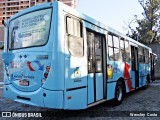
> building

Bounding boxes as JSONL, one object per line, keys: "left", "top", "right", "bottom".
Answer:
{"left": 0, "top": 0, "right": 77, "bottom": 41}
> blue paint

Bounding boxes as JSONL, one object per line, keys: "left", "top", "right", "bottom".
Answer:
{"left": 95, "top": 73, "right": 103, "bottom": 101}
{"left": 34, "top": 60, "right": 44, "bottom": 71}
{"left": 140, "top": 71, "right": 144, "bottom": 86}
{"left": 87, "top": 74, "right": 94, "bottom": 104}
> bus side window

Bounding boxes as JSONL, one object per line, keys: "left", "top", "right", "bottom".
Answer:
{"left": 144, "top": 49, "right": 149, "bottom": 64}
{"left": 87, "top": 32, "right": 94, "bottom": 73}
{"left": 113, "top": 36, "right": 121, "bottom": 61}
{"left": 138, "top": 46, "right": 145, "bottom": 63}
{"left": 120, "top": 38, "right": 125, "bottom": 61}
{"left": 66, "top": 16, "right": 84, "bottom": 57}
{"left": 125, "top": 40, "right": 130, "bottom": 62}
{"left": 108, "top": 35, "right": 114, "bottom": 61}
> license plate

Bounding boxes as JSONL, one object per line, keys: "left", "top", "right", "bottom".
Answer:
{"left": 19, "top": 80, "right": 29, "bottom": 86}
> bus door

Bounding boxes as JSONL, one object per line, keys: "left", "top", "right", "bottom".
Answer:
{"left": 87, "top": 30, "right": 107, "bottom": 104}
{"left": 151, "top": 53, "right": 155, "bottom": 81}
{"left": 131, "top": 46, "right": 139, "bottom": 88}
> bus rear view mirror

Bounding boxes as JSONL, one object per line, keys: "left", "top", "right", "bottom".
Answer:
{"left": 2, "top": 20, "right": 7, "bottom": 27}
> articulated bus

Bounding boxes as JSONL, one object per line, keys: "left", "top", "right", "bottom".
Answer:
{"left": 2, "top": 2, "right": 157, "bottom": 110}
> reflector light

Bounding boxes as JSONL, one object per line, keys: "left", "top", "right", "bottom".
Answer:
{"left": 42, "top": 79, "right": 46, "bottom": 84}
{"left": 68, "top": 96, "right": 72, "bottom": 100}
{"left": 46, "top": 66, "right": 51, "bottom": 72}
{"left": 44, "top": 73, "right": 48, "bottom": 78}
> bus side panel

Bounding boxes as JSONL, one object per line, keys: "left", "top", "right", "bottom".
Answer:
{"left": 43, "top": 4, "right": 65, "bottom": 91}
{"left": 87, "top": 73, "right": 94, "bottom": 104}
{"left": 95, "top": 73, "right": 103, "bottom": 101}
{"left": 43, "top": 90, "right": 63, "bottom": 109}
{"left": 131, "top": 72, "right": 135, "bottom": 88}
{"left": 107, "top": 82, "right": 116, "bottom": 100}
{"left": 139, "top": 64, "right": 146, "bottom": 87}
{"left": 64, "top": 88, "right": 87, "bottom": 110}
{"left": 4, "top": 84, "right": 44, "bottom": 107}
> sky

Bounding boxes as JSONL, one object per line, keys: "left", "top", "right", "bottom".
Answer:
{"left": 78, "top": 0, "right": 144, "bottom": 35}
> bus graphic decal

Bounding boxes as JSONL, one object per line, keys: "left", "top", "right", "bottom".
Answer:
{"left": 27, "top": 61, "right": 35, "bottom": 71}
{"left": 27, "top": 61, "right": 44, "bottom": 71}
{"left": 124, "top": 63, "right": 133, "bottom": 91}
{"left": 34, "top": 61, "right": 44, "bottom": 71}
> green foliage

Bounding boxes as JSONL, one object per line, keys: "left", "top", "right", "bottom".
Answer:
{"left": 127, "top": 0, "right": 160, "bottom": 44}
{"left": 137, "top": 0, "right": 160, "bottom": 44}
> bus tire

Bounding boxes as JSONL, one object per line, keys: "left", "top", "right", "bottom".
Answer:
{"left": 114, "top": 81, "right": 124, "bottom": 105}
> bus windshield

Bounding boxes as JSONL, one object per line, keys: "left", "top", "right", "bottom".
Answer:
{"left": 9, "top": 8, "right": 52, "bottom": 49}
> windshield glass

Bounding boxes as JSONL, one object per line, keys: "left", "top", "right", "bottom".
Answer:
{"left": 9, "top": 8, "right": 52, "bottom": 49}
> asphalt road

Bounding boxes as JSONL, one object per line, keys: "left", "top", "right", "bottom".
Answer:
{"left": 0, "top": 81, "right": 160, "bottom": 120}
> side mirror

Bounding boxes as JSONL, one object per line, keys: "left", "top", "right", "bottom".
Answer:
{"left": 2, "top": 20, "right": 7, "bottom": 27}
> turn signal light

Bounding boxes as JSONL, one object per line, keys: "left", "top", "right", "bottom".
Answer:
{"left": 44, "top": 73, "right": 48, "bottom": 78}
{"left": 42, "top": 79, "right": 46, "bottom": 84}
{"left": 68, "top": 96, "right": 72, "bottom": 100}
{"left": 46, "top": 66, "right": 51, "bottom": 72}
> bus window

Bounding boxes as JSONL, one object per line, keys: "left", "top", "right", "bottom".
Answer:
{"left": 95, "top": 35, "right": 102, "bottom": 72}
{"left": 144, "top": 49, "right": 149, "bottom": 64}
{"left": 120, "top": 39, "right": 125, "bottom": 61}
{"left": 9, "top": 8, "right": 52, "bottom": 49}
{"left": 108, "top": 35, "right": 113, "bottom": 46}
{"left": 138, "top": 46, "right": 145, "bottom": 63}
{"left": 114, "top": 48, "right": 121, "bottom": 61}
{"left": 113, "top": 36, "right": 121, "bottom": 61}
{"left": 87, "top": 32, "right": 94, "bottom": 73}
{"left": 113, "top": 36, "right": 119, "bottom": 48}
{"left": 108, "top": 47, "right": 114, "bottom": 61}
{"left": 66, "top": 16, "right": 83, "bottom": 57}
{"left": 120, "top": 39, "right": 124, "bottom": 49}
{"left": 125, "top": 40, "right": 130, "bottom": 62}
{"left": 108, "top": 35, "right": 114, "bottom": 61}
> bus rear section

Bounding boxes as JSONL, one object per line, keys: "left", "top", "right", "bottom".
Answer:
{"left": 3, "top": 3, "right": 65, "bottom": 109}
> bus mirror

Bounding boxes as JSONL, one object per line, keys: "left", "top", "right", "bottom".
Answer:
{"left": 2, "top": 20, "right": 7, "bottom": 27}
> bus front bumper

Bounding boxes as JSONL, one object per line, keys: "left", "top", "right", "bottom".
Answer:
{"left": 4, "top": 84, "right": 63, "bottom": 109}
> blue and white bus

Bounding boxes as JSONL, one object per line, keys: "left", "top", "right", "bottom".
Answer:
{"left": 2, "top": 2, "right": 157, "bottom": 110}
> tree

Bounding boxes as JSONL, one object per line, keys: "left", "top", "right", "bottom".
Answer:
{"left": 125, "top": 0, "right": 160, "bottom": 44}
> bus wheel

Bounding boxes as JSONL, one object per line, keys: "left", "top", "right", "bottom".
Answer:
{"left": 114, "top": 81, "right": 124, "bottom": 105}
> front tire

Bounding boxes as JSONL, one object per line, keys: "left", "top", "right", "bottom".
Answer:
{"left": 114, "top": 81, "right": 124, "bottom": 105}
